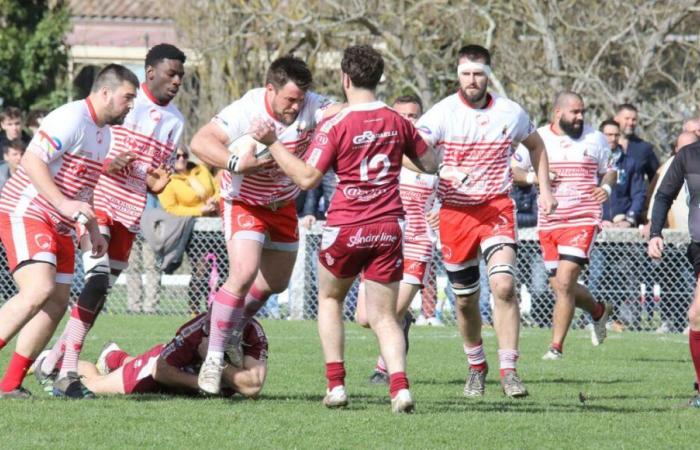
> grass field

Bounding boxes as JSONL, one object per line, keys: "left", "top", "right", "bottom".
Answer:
{"left": 0, "top": 316, "right": 697, "bottom": 449}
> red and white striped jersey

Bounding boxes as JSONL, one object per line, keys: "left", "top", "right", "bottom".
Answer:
{"left": 213, "top": 88, "right": 332, "bottom": 206}
{"left": 400, "top": 167, "right": 438, "bottom": 262}
{"left": 0, "top": 99, "right": 110, "bottom": 234}
{"left": 512, "top": 124, "right": 612, "bottom": 230}
{"left": 416, "top": 92, "right": 534, "bottom": 207}
{"left": 93, "top": 84, "right": 184, "bottom": 232}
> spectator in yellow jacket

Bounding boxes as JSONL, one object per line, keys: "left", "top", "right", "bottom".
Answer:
{"left": 159, "top": 149, "right": 219, "bottom": 216}
{"left": 158, "top": 148, "right": 220, "bottom": 314}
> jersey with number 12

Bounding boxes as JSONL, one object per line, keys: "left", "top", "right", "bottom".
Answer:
{"left": 306, "top": 101, "right": 428, "bottom": 227}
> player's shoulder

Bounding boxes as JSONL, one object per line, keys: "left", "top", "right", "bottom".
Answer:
{"left": 42, "top": 100, "right": 90, "bottom": 132}
{"left": 427, "top": 92, "right": 462, "bottom": 115}
{"left": 491, "top": 93, "right": 527, "bottom": 117}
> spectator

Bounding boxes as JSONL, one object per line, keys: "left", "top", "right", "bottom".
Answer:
{"left": 614, "top": 103, "right": 659, "bottom": 186}
{"left": 0, "top": 107, "right": 30, "bottom": 159}
{"left": 158, "top": 148, "right": 220, "bottom": 314}
{"left": 26, "top": 109, "right": 48, "bottom": 136}
{"left": 0, "top": 139, "right": 25, "bottom": 191}
{"left": 602, "top": 118, "right": 647, "bottom": 228}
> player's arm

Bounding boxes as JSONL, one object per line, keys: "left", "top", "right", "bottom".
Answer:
{"left": 221, "top": 357, "right": 267, "bottom": 399}
{"left": 522, "top": 131, "right": 557, "bottom": 214}
{"left": 648, "top": 154, "right": 686, "bottom": 259}
{"left": 190, "top": 122, "right": 269, "bottom": 175}
{"left": 252, "top": 119, "right": 324, "bottom": 190}
{"left": 152, "top": 357, "right": 199, "bottom": 391}
{"left": 22, "top": 151, "right": 95, "bottom": 222}
{"left": 591, "top": 170, "right": 617, "bottom": 204}
{"left": 511, "top": 165, "right": 531, "bottom": 186}
{"left": 405, "top": 126, "right": 438, "bottom": 174}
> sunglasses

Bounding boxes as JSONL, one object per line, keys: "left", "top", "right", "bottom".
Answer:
{"left": 176, "top": 153, "right": 189, "bottom": 159}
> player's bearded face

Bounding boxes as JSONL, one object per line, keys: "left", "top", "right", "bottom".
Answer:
{"left": 105, "top": 83, "right": 136, "bottom": 125}
{"left": 559, "top": 113, "right": 584, "bottom": 139}
{"left": 269, "top": 82, "right": 306, "bottom": 125}
{"left": 459, "top": 71, "right": 488, "bottom": 105}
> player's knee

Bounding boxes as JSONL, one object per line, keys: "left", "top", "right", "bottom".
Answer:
{"left": 688, "top": 305, "right": 700, "bottom": 326}
{"left": 19, "top": 283, "right": 55, "bottom": 313}
{"left": 447, "top": 265, "right": 480, "bottom": 298}
{"left": 488, "top": 264, "right": 516, "bottom": 300}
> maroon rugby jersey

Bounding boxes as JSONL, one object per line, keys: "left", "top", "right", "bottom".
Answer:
{"left": 306, "top": 101, "right": 427, "bottom": 227}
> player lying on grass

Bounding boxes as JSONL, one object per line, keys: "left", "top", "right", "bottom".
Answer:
{"left": 74, "top": 313, "right": 267, "bottom": 397}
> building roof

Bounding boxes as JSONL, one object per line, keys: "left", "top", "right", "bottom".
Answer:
{"left": 68, "top": 0, "right": 172, "bottom": 20}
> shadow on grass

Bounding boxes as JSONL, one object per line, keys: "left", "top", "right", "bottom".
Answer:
{"left": 419, "top": 398, "right": 674, "bottom": 414}
{"left": 630, "top": 357, "right": 688, "bottom": 363}
{"left": 525, "top": 377, "right": 642, "bottom": 385}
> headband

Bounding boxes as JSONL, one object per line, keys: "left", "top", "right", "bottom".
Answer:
{"left": 457, "top": 61, "right": 492, "bottom": 77}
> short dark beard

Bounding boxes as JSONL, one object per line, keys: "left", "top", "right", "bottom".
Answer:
{"left": 559, "top": 118, "right": 583, "bottom": 139}
{"left": 460, "top": 86, "right": 487, "bottom": 106}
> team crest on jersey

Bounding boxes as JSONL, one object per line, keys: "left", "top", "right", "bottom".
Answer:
{"left": 149, "top": 108, "right": 162, "bottom": 122}
{"left": 441, "top": 245, "right": 452, "bottom": 260}
{"left": 476, "top": 114, "right": 489, "bottom": 127}
{"left": 324, "top": 252, "right": 335, "bottom": 266}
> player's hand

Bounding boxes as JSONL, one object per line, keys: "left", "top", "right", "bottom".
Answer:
{"left": 648, "top": 236, "right": 664, "bottom": 260}
{"left": 539, "top": 191, "right": 558, "bottom": 215}
{"left": 425, "top": 210, "right": 440, "bottom": 231}
{"left": 235, "top": 150, "right": 276, "bottom": 175}
{"left": 590, "top": 187, "right": 609, "bottom": 204}
{"left": 601, "top": 220, "right": 614, "bottom": 229}
{"left": 249, "top": 117, "right": 278, "bottom": 146}
{"left": 106, "top": 151, "right": 138, "bottom": 173}
{"left": 300, "top": 215, "right": 316, "bottom": 230}
{"left": 146, "top": 164, "right": 172, "bottom": 193}
{"left": 614, "top": 220, "right": 632, "bottom": 228}
{"left": 57, "top": 199, "right": 95, "bottom": 223}
{"left": 89, "top": 230, "right": 108, "bottom": 258}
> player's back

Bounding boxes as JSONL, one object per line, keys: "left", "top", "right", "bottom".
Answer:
{"left": 310, "top": 101, "right": 425, "bottom": 227}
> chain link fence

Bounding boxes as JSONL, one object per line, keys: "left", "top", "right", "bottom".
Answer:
{"left": 0, "top": 219, "right": 694, "bottom": 333}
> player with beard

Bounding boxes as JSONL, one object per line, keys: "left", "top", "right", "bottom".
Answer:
{"left": 512, "top": 91, "right": 615, "bottom": 360}
{"left": 0, "top": 64, "right": 138, "bottom": 398}
{"left": 34, "top": 44, "right": 187, "bottom": 398}
{"left": 251, "top": 45, "right": 438, "bottom": 413}
{"left": 190, "top": 56, "right": 337, "bottom": 395}
{"left": 416, "top": 44, "right": 557, "bottom": 398}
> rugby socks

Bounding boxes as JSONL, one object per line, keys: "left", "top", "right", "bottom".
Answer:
{"left": 59, "top": 306, "right": 96, "bottom": 378}
{"left": 464, "top": 340, "right": 487, "bottom": 372}
{"left": 243, "top": 284, "right": 269, "bottom": 322}
{"left": 0, "top": 352, "right": 33, "bottom": 392}
{"left": 550, "top": 342, "right": 563, "bottom": 353}
{"left": 325, "top": 361, "right": 346, "bottom": 390}
{"left": 41, "top": 330, "right": 67, "bottom": 375}
{"left": 0, "top": 338, "right": 5, "bottom": 351}
{"left": 105, "top": 349, "right": 129, "bottom": 371}
{"left": 208, "top": 287, "right": 244, "bottom": 360}
{"left": 591, "top": 302, "right": 605, "bottom": 321}
{"left": 375, "top": 356, "right": 388, "bottom": 375}
{"left": 689, "top": 329, "right": 700, "bottom": 391}
{"left": 498, "top": 349, "right": 519, "bottom": 378}
{"left": 389, "top": 372, "right": 409, "bottom": 399}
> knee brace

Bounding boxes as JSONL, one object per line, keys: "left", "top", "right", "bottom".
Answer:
{"left": 488, "top": 263, "right": 515, "bottom": 279}
{"left": 483, "top": 243, "right": 517, "bottom": 264}
{"left": 81, "top": 252, "right": 111, "bottom": 309}
{"left": 446, "top": 265, "right": 480, "bottom": 296}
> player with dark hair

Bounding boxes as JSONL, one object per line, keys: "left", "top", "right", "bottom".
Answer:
{"left": 416, "top": 44, "right": 556, "bottom": 398}
{"left": 76, "top": 314, "right": 268, "bottom": 399}
{"left": 190, "top": 55, "right": 339, "bottom": 396}
{"left": 512, "top": 91, "right": 615, "bottom": 360}
{"left": 0, "top": 63, "right": 138, "bottom": 399}
{"left": 35, "top": 44, "right": 186, "bottom": 398}
{"left": 356, "top": 94, "right": 439, "bottom": 384}
{"left": 251, "top": 44, "right": 438, "bottom": 413}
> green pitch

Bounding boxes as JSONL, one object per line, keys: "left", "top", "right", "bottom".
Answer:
{"left": 0, "top": 316, "right": 696, "bottom": 449}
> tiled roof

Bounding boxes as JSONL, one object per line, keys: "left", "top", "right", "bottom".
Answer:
{"left": 68, "top": 0, "right": 172, "bottom": 20}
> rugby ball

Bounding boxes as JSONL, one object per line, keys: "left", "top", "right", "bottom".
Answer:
{"left": 228, "top": 134, "right": 271, "bottom": 159}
